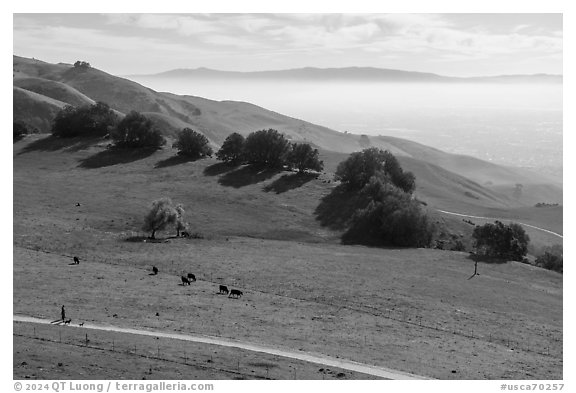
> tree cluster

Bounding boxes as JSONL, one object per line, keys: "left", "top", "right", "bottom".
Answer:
{"left": 215, "top": 129, "right": 324, "bottom": 173}
{"left": 51, "top": 102, "right": 119, "bottom": 138}
{"left": 51, "top": 103, "right": 167, "bottom": 149}
{"left": 74, "top": 61, "right": 91, "bottom": 68}
{"left": 472, "top": 221, "right": 529, "bottom": 261}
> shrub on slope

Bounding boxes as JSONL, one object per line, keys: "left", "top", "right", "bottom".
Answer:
{"left": 174, "top": 128, "right": 213, "bottom": 158}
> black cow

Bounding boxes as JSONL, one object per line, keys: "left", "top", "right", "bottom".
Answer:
{"left": 187, "top": 273, "right": 196, "bottom": 282}
{"left": 219, "top": 285, "right": 229, "bottom": 295}
{"left": 229, "top": 289, "right": 243, "bottom": 298}
{"left": 73, "top": 256, "right": 80, "bottom": 264}
{"left": 181, "top": 276, "right": 191, "bottom": 285}
{"left": 152, "top": 266, "right": 158, "bottom": 275}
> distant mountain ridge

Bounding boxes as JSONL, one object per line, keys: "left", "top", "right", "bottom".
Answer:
{"left": 128, "top": 66, "right": 562, "bottom": 84}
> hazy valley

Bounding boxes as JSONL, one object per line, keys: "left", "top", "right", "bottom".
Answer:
{"left": 128, "top": 72, "right": 562, "bottom": 182}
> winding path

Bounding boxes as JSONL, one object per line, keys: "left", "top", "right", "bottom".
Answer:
{"left": 13, "top": 315, "right": 428, "bottom": 380}
{"left": 436, "top": 209, "right": 563, "bottom": 239}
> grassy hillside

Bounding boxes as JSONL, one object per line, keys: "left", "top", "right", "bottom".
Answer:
{"left": 13, "top": 135, "right": 563, "bottom": 379}
{"left": 13, "top": 55, "right": 561, "bottom": 210}
{"left": 14, "top": 77, "right": 95, "bottom": 107}
{"left": 13, "top": 86, "right": 67, "bottom": 132}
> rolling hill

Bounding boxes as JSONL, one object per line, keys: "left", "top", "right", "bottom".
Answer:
{"left": 12, "top": 135, "right": 563, "bottom": 379}
{"left": 13, "top": 55, "right": 562, "bottom": 213}
{"left": 12, "top": 56, "right": 563, "bottom": 380}
{"left": 13, "top": 86, "right": 67, "bottom": 132}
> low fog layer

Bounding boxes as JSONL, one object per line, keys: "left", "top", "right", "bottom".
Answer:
{"left": 129, "top": 78, "right": 562, "bottom": 181}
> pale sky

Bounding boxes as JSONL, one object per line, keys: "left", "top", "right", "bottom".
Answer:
{"left": 13, "top": 13, "right": 562, "bottom": 77}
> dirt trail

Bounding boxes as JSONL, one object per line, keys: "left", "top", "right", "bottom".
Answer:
{"left": 14, "top": 315, "right": 428, "bottom": 380}
{"left": 436, "top": 209, "right": 563, "bottom": 238}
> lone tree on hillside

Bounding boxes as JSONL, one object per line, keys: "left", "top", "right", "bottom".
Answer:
{"left": 110, "top": 111, "right": 165, "bottom": 148}
{"left": 174, "top": 128, "right": 213, "bottom": 158}
{"left": 472, "top": 221, "right": 529, "bottom": 261}
{"left": 243, "top": 129, "right": 291, "bottom": 167}
{"left": 52, "top": 102, "right": 119, "bottom": 138}
{"left": 143, "top": 198, "right": 181, "bottom": 239}
{"left": 216, "top": 132, "right": 245, "bottom": 164}
{"left": 335, "top": 147, "right": 415, "bottom": 193}
{"left": 286, "top": 143, "right": 324, "bottom": 173}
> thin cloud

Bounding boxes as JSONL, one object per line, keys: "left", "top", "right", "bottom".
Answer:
{"left": 13, "top": 13, "right": 562, "bottom": 76}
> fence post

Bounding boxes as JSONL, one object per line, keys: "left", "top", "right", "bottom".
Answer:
{"left": 85, "top": 333, "right": 88, "bottom": 346}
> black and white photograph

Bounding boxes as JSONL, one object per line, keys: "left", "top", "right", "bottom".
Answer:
{"left": 10, "top": 4, "right": 565, "bottom": 388}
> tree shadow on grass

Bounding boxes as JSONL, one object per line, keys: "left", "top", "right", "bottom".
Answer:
{"left": 78, "top": 147, "right": 157, "bottom": 169}
{"left": 314, "top": 184, "right": 370, "bottom": 230}
{"left": 155, "top": 154, "right": 200, "bottom": 169}
{"left": 19, "top": 135, "right": 102, "bottom": 155}
{"left": 125, "top": 236, "right": 148, "bottom": 243}
{"left": 203, "top": 162, "right": 240, "bottom": 176}
{"left": 218, "top": 164, "right": 282, "bottom": 188}
{"left": 263, "top": 172, "right": 318, "bottom": 194}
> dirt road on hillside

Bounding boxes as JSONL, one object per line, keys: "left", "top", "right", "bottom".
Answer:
{"left": 14, "top": 315, "right": 428, "bottom": 380}
{"left": 436, "top": 209, "right": 563, "bottom": 238}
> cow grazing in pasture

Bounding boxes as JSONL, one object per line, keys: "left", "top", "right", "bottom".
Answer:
{"left": 229, "top": 289, "right": 243, "bottom": 298}
{"left": 219, "top": 285, "right": 229, "bottom": 295}
{"left": 187, "top": 273, "right": 196, "bottom": 282}
{"left": 181, "top": 276, "right": 191, "bottom": 285}
{"left": 152, "top": 266, "right": 158, "bottom": 275}
{"left": 73, "top": 256, "right": 80, "bottom": 264}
